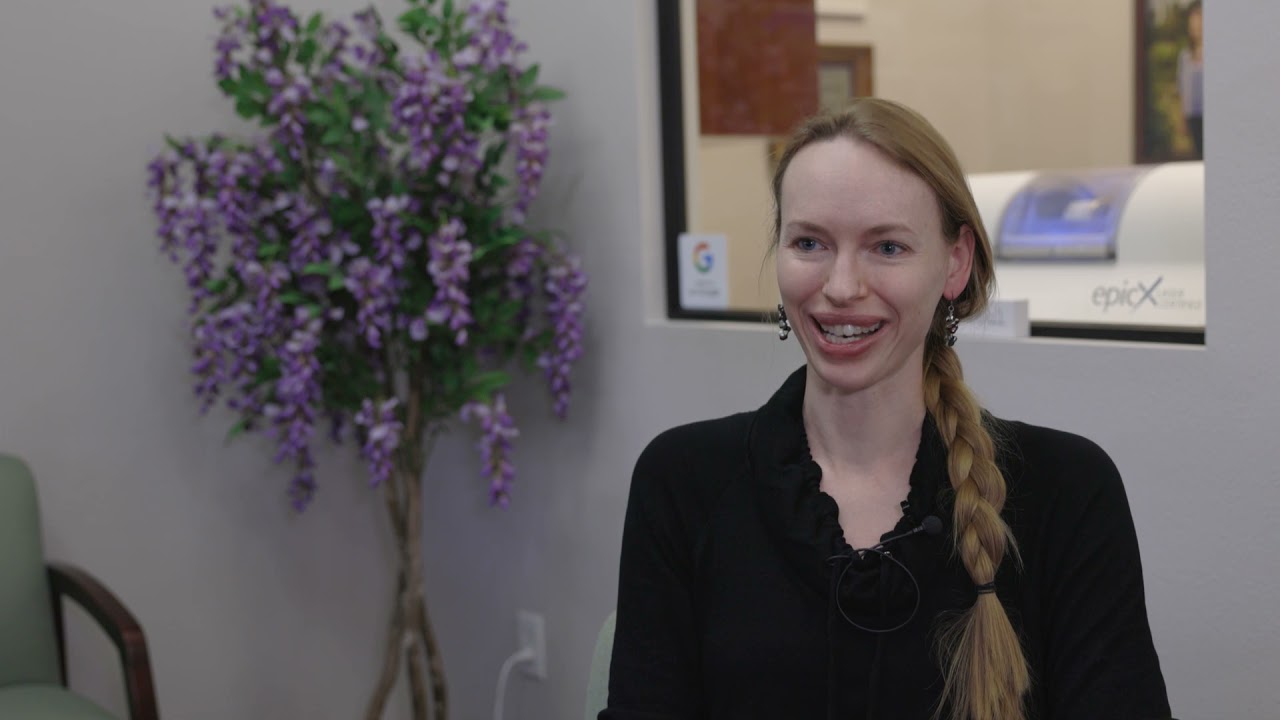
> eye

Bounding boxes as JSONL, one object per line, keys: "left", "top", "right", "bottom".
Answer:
{"left": 792, "top": 236, "right": 821, "bottom": 252}
{"left": 876, "top": 241, "right": 906, "bottom": 257}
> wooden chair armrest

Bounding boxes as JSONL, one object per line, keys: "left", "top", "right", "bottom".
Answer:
{"left": 47, "top": 562, "right": 159, "bottom": 720}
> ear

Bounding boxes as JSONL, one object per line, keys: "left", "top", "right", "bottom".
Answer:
{"left": 944, "top": 224, "right": 976, "bottom": 300}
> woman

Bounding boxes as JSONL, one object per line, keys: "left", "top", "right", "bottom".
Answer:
{"left": 1176, "top": 1, "right": 1204, "bottom": 158}
{"left": 603, "top": 99, "right": 1171, "bottom": 720}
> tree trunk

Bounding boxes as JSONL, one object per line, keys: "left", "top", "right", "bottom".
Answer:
{"left": 363, "top": 425, "right": 448, "bottom": 720}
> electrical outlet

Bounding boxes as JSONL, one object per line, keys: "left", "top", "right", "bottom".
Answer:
{"left": 516, "top": 610, "right": 547, "bottom": 680}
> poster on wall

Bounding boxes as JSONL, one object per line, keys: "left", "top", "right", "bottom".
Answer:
{"left": 1135, "top": 0, "right": 1204, "bottom": 163}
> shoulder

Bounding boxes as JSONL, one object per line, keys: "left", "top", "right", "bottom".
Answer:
{"left": 629, "top": 412, "right": 755, "bottom": 510}
{"left": 634, "top": 411, "right": 754, "bottom": 483}
{"left": 989, "top": 418, "right": 1145, "bottom": 558}
{"left": 990, "top": 417, "right": 1127, "bottom": 508}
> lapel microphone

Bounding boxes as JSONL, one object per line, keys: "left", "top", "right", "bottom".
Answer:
{"left": 868, "top": 515, "right": 943, "bottom": 553}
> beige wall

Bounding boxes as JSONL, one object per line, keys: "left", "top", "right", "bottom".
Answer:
{"left": 693, "top": 137, "right": 779, "bottom": 310}
{"left": 692, "top": 0, "right": 1135, "bottom": 311}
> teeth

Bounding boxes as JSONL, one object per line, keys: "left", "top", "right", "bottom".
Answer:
{"left": 819, "top": 321, "right": 881, "bottom": 338}
{"left": 818, "top": 321, "right": 882, "bottom": 345}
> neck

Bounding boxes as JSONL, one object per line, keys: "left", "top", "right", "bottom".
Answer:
{"left": 802, "top": 362, "right": 927, "bottom": 479}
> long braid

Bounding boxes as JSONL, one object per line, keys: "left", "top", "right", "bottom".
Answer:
{"left": 925, "top": 335, "right": 1029, "bottom": 720}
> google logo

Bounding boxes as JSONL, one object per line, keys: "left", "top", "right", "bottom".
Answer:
{"left": 692, "top": 241, "right": 714, "bottom": 273}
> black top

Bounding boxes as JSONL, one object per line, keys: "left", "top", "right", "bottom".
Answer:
{"left": 603, "top": 367, "right": 1171, "bottom": 720}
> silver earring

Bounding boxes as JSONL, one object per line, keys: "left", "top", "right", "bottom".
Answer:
{"left": 777, "top": 303, "right": 791, "bottom": 341}
{"left": 945, "top": 300, "right": 959, "bottom": 347}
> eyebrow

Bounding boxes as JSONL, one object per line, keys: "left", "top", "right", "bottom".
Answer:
{"left": 784, "top": 220, "right": 916, "bottom": 236}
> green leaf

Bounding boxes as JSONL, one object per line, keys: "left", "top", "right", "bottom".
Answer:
{"left": 305, "top": 106, "right": 334, "bottom": 127}
{"left": 279, "top": 291, "right": 305, "bottom": 305}
{"left": 204, "top": 278, "right": 230, "bottom": 294}
{"left": 329, "top": 197, "right": 367, "bottom": 225}
{"left": 306, "top": 12, "right": 324, "bottom": 35}
{"left": 296, "top": 37, "right": 318, "bottom": 66}
{"left": 518, "top": 64, "right": 540, "bottom": 91}
{"left": 218, "top": 77, "right": 239, "bottom": 96}
{"left": 255, "top": 356, "right": 282, "bottom": 384}
{"left": 331, "top": 83, "right": 352, "bottom": 119}
{"left": 302, "top": 262, "right": 335, "bottom": 277}
{"left": 471, "top": 228, "right": 523, "bottom": 262}
{"left": 398, "top": 5, "right": 430, "bottom": 35}
{"left": 403, "top": 215, "right": 437, "bottom": 234}
{"left": 320, "top": 126, "right": 346, "bottom": 145}
{"left": 256, "top": 243, "right": 283, "bottom": 260}
{"left": 235, "top": 97, "right": 263, "bottom": 119}
{"left": 240, "top": 70, "right": 270, "bottom": 100}
{"left": 530, "top": 86, "right": 566, "bottom": 103}
{"left": 328, "top": 274, "right": 347, "bottom": 291}
{"left": 226, "top": 418, "right": 251, "bottom": 442}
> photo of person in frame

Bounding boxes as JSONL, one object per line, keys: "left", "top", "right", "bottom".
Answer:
{"left": 1137, "top": 0, "right": 1205, "bottom": 162}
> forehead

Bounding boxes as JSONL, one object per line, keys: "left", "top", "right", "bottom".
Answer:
{"left": 779, "top": 137, "right": 941, "bottom": 235}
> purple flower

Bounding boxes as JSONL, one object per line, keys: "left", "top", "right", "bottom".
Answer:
{"left": 367, "top": 195, "right": 417, "bottom": 271}
{"left": 354, "top": 397, "right": 403, "bottom": 487}
{"left": 267, "top": 308, "right": 324, "bottom": 509}
{"left": 353, "top": 7, "right": 381, "bottom": 42}
{"left": 264, "top": 70, "right": 313, "bottom": 153}
{"left": 213, "top": 14, "right": 247, "bottom": 81}
{"left": 153, "top": 184, "right": 220, "bottom": 312}
{"left": 425, "top": 218, "right": 473, "bottom": 345}
{"left": 389, "top": 53, "right": 482, "bottom": 184}
{"left": 461, "top": 393, "right": 519, "bottom": 506}
{"left": 252, "top": 0, "right": 299, "bottom": 55}
{"left": 344, "top": 256, "right": 398, "bottom": 349}
{"left": 505, "top": 237, "right": 542, "bottom": 330}
{"left": 538, "top": 255, "right": 587, "bottom": 418}
{"left": 460, "top": 1, "right": 528, "bottom": 73}
{"left": 510, "top": 102, "right": 552, "bottom": 223}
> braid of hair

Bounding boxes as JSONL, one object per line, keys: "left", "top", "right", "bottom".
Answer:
{"left": 924, "top": 334, "right": 1030, "bottom": 720}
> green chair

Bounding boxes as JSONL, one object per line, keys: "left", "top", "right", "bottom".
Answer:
{"left": 0, "top": 455, "right": 158, "bottom": 719}
{"left": 584, "top": 611, "right": 615, "bottom": 720}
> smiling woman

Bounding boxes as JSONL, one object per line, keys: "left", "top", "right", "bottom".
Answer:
{"left": 602, "top": 98, "right": 1173, "bottom": 720}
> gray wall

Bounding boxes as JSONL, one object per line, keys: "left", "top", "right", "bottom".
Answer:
{"left": 0, "top": 1, "right": 1273, "bottom": 719}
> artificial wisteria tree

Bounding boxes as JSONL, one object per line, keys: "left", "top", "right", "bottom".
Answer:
{"left": 146, "top": 1, "right": 585, "bottom": 717}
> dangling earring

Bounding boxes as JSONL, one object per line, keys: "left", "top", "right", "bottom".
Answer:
{"left": 944, "top": 300, "right": 959, "bottom": 347}
{"left": 777, "top": 303, "right": 791, "bottom": 341}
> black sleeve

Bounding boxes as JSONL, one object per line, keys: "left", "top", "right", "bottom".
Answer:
{"left": 601, "top": 430, "right": 705, "bottom": 720}
{"left": 1039, "top": 437, "right": 1172, "bottom": 719}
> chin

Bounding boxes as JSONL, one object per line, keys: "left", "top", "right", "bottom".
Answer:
{"left": 798, "top": 324, "right": 920, "bottom": 396}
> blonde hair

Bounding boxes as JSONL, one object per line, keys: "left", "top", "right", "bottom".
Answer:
{"left": 770, "top": 98, "right": 1029, "bottom": 720}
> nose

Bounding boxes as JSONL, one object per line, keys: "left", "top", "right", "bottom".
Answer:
{"left": 822, "top": 253, "right": 866, "bottom": 306}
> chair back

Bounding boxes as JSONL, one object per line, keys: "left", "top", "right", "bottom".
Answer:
{"left": 584, "top": 611, "right": 615, "bottom": 720}
{"left": 0, "top": 455, "right": 61, "bottom": 686}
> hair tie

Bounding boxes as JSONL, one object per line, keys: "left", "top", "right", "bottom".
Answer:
{"left": 974, "top": 582, "right": 997, "bottom": 595}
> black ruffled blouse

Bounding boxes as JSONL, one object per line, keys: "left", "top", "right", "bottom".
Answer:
{"left": 603, "top": 367, "right": 1172, "bottom": 720}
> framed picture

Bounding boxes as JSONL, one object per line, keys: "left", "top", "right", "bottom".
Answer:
{"left": 768, "top": 45, "right": 873, "bottom": 178}
{"left": 1134, "top": 0, "right": 1204, "bottom": 163}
